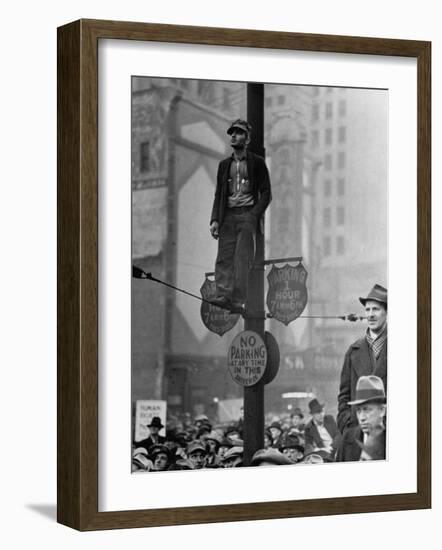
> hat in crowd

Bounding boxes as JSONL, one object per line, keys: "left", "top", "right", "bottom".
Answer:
{"left": 280, "top": 435, "right": 303, "bottom": 452}
{"left": 301, "top": 452, "right": 326, "bottom": 464}
{"left": 133, "top": 447, "right": 148, "bottom": 456}
{"left": 197, "top": 424, "right": 212, "bottom": 438}
{"left": 222, "top": 446, "right": 244, "bottom": 462}
{"left": 132, "top": 452, "right": 152, "bottom": 471}
{"left": 356, "top": 431, "right": 386, "bottom": 460}
{"left": 291, "top": 407, "right": 304, "bottom": 419}
{"left": 308, "top": 398, "right": 324, "bottom": 415}
{"left": 269, "top": 421, "right": 283, "bottom": 432}
{"left": 194, "top": 414, "right": 209, "bottom": 423}
{"left": 348, "top": 375, "right": 386, "bottom": 406}
{"left": 219, "top": 436, "right": 234, "bottom": 448}
{"left": 227, "top": 118, "right": 252, "bottom": 137}
{"left": 186, "top": 440, "right": 207, "bottom": 456}
{"left": 175, "top": 431, "right": 192, "bottom": 445}
{"left": 205, "top": 431, "right": 221, "bottom": 450}
{"left": 251, "top": 448, "right": 293, "bottom": 466}
{"left": 359, "top": 284, "right": 387, "bottom": 307}
{"left": 149, "top": 444, "right": 169, "bottom": 460}
{"left": 225, "top": 425, "right": 241, "bottom": 438}
{"left": 147, "top": 416, "right": 164, "bottom": 429}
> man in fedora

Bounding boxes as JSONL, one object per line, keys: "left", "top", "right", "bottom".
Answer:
{"left": 303, "top": 398, "right": 341, "bottom": 459}
{"left": 336, "top": 375, "right": 386, "bottom": 462}
{"left": 136, "top": 416, "right": 166, "bottom": 452}
{"left": 337, "top": 284, "right": 387, "bottom": 433}
{"left": 210, "top": 119, "right": 272, "bottom": 311}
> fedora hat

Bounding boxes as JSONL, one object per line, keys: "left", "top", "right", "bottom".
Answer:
{"left": 251, "top": 448, "right": 293, "bottom": 466}
{"left": 348, "top": 375, "right": 386, "bottom": 406}
{"left": 186, "top": 440, "right": 207, "bottom": 456}
{"left": 222, "top": 446, "right": 244, "bottom": 461}
{"left": 147, "top": 416, "right": 164, "bottom": 429}
{"left": 308, "top": 398, "right": 324, "bottom": 414}
{"left": 227, "top": 118, "right": 252, "bottom": 136}
{"left": 359, "top": 284, "right": 387, "bottom": 307}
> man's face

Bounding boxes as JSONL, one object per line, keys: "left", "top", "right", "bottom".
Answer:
{"left": 149, "top": 425, "right": 159, "bottom": 435}
{"left": 229, "top": 128, "right": 248, "bottom": 149}
{"left": 291, "top": 415, "right": 302, "bottom": 427}
{"left": 207, "top": 440, "right": 217, "bottom": 453}
{"left": 282, "top": 448, "right": 302, "bottom": 463}
{"left": 218, "top": 445, "right": 229, "bottom": 458}
{"left": 270, "top": 427, "right": 281, "bottom": 440}
{"left": 153, "top": 453, "right": 168, "bottom": 471}
{"left": 188, "top": 451, "right": 206, "bottom": 469}
{"left": 365, "top": 300, "right": 387, "bottom": 333}
{"left": 312, "top": 411, "right": 325, "bottom": 424}
{"left": 356, "top": 402, "right": 386, "bottom": 434}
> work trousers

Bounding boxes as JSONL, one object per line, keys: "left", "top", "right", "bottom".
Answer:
{"left": 215, "top": 207, "right": 257, "bottom": 302}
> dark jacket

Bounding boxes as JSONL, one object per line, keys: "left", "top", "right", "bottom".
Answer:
{"left": 335, "top": 426, "right": 364, "bottom": 462}
{"left": 210, "top": 150, "right": 272, "bottom": 228}
{"left": 337, "top": 337, "right": 387, "bottom": 433}
{"left": 304, "top": 415, "right": 341, "bottom": 456}
{"left": 336, "top": 426, "right": 386, "bottom": 462}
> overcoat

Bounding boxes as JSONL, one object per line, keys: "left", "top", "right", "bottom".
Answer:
{"left": 337, "top": 337, "right": 387, "bottom": 433}
{"left": 335, "top": 426, "right": 386, "bottom": 462}
{"left": 303, "top": 414, "right": 341, "bottom": 456}
{"left": 210, "top": 150, "right": 271, "bottom": 229}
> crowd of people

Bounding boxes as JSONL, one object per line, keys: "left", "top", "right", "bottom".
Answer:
{"left": 133, "top": 283, "right": 388, "bottom": 473}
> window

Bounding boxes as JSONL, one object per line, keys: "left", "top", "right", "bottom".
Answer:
{"left": 337, "top": 236, "right": 345, "bottom": 255}
{"left": 338, "top": 126, "right": 346, "bottom": 143}
{"left": 338, "top": 99, "right": 346, "bottom": 116}
{"left": 337, "top": 206, "right": 345, "bottom": 225}
{"left": 325, "top": 102, "right": 333, "bottom": 119}
{"left": 324, "top": 154, "right": 332, "bottom": 170}
{"left": 311, "top": 130, "right": 319, "bottom": 148}
{"left": 140, "top": 141, "right": 150, "bottom": 172}
{"left": 323, "top": 236, "right": 331, "bottom": 256}
{"left": 222, "top": 89, "right": 231, "bottom": 111}
{"left": 323, "top": 207, "right": 331, "bottom": 227}
{"left": 325, "top": 128, "right": 333, "bottom": 145}
{"left": 277, "top": 95, "right": 285, "bottom": 106}
{"left": 338, "top": 177, "right": 345, "bottom": 196}
{"left": 338, "top": 151, "right": 346, "bottom": 169}
{"left": 312, "top": 103, "right": 319, "bottom": 122}
{"left": 324, "top": 179, "right": 332, "bottom": 197}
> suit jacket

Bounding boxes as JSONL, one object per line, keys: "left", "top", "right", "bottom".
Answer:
{"left": 336, "top": 426, "right": 386, "bottom": 462}
{"left": 337, "top": 337, "right": 387, "bottom": 433}
{"left": 210, "top": 150, "right": 272, "bottom": 229}
{"left": 304, "top": 415, "right": 341, "bottom": 456}
{"left": 335, "top": 426, "right": 363, "bottom": 462}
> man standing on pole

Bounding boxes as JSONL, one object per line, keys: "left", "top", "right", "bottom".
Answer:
{"left": 209, "top": 119, "right": 271, "bottom": 311}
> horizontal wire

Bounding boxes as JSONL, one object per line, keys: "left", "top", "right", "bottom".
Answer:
{"left": 133, "top": 266, "right": 366, "bottom": 321}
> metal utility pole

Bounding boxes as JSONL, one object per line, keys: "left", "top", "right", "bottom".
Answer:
{"left": 243, "top": 83, "right": 265, "bottom": 466}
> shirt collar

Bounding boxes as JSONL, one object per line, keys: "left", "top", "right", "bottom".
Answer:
{"left": 366, "top": 323, "right": 388, "bottom": 342}
{"left": 231, "top": 150, "right": 247, "bottom": 161}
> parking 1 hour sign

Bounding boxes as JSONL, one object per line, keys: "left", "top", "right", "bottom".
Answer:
{"left": 227, "top": 330, "right": 267, "bottom": 387}
{"left": 266, "top": 262, "right": 308, "bottom": 325}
